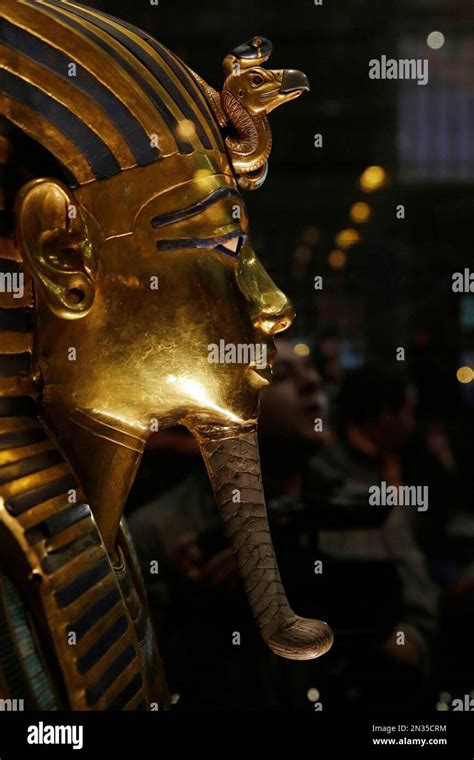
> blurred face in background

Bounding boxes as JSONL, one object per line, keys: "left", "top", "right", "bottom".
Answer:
{"left": 376, "top": 386, "right": 417, "bottom": 452}
{"left": 258, "top": 339, "right": 329, "bottom": 445}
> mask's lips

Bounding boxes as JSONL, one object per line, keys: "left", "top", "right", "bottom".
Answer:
{"left": 247, "top": 364, "right": 273, "bottom": 385}
{"left": 246, "top": 347, "right": 277, "bottom": 385}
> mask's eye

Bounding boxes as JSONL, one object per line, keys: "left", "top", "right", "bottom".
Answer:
{"left": 215, "top": 235, "right": 244, "bottom": 258}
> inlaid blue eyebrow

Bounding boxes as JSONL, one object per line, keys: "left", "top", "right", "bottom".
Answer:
{"left": 156, "top": 229, "right": 246, "bottom": 257}
{"left": 151, "top": 187, "right": 244, "bottom": 229}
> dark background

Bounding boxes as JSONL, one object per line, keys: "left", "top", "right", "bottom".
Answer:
{"left": 88, "top": 0, "right": 474, "bottom": 480}
{"left": 87, "top": 0, "right": 474, "bottom": 369}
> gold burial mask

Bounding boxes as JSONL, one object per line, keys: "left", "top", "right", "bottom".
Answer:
{"left": 0, "top": 0, "right": 332, "bottom": 710}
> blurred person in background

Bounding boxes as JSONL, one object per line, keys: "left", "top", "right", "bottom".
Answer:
{"left": 128, "top": 348, "right": 438, "bottom": 710}
{"left": 301, "top": 365, "right": 438, "bottom": 711}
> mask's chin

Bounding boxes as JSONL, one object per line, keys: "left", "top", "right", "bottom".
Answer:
{"left": 160, "top": 363, "right": 262, "bottom": 429}
{"left": 246, "top": 364, "right": 273, "bottom": 388}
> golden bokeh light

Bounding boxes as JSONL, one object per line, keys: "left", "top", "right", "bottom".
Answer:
{"left": 360, "top": 165, "right": 387, "bottom": 192}
{"left": 328, "top": 249, "right": 347, "bottom": 269}
{"left": 456, "top": 366, "right": 473, "bottom": 384}
{"left": 350, "top": 201, "right": 371, "bottom": 223}
{"left": 294, "top": 343, "right": 311, "bottom": 357}
{"left": 335, "top": 228, "right": 360, "bottom": 249}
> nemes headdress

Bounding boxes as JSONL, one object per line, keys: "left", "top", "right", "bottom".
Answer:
{"left": 0, "top": 1, "right": 328, "bottom": 713}
{"left": 0, "top": 0, "right": 229, "bottom": 182}
{"left": 0, "top": 1, "right": 308, "bottom": 184}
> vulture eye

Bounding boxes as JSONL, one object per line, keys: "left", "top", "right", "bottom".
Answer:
{"left": 250, "top": 73, "right": 264, "bottom": 87}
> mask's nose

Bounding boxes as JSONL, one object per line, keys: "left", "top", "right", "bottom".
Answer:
{"left": 259, "top": 294, "right": 295, "bottom": 335}
{"left": 236, "top": 245, "right": 295, "bottom": 335}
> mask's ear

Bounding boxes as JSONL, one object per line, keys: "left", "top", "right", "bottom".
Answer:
{"left": 15, "top": 178, "right": 96, "bottom": 319}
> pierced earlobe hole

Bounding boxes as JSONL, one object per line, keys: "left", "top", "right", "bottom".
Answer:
{"left": 66, "top": 287, "right": 85, "bottom": 306}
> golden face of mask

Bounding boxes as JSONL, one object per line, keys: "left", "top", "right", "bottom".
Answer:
{"left": 16, "top": 158, "right": 294, "bottom": 438}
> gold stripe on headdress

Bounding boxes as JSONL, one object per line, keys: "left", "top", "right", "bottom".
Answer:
{"left": 0, "top": 96, "right": 96, "bottom": 184}
{"left": 58, "top": 1, "right": 212, "bottom": 152}
{"left": 5, "top": 0, "right": 177, "bottom": 161}
{"left": 0, "top": 44, "right": 137, "bottom": 170}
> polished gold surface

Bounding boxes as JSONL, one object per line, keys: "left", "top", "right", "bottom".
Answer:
{"left": 16, "top": 161, "right": 295, "bottom": 549}
{"left": 0, "top": 0, "right": 331, "bottom": 711}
